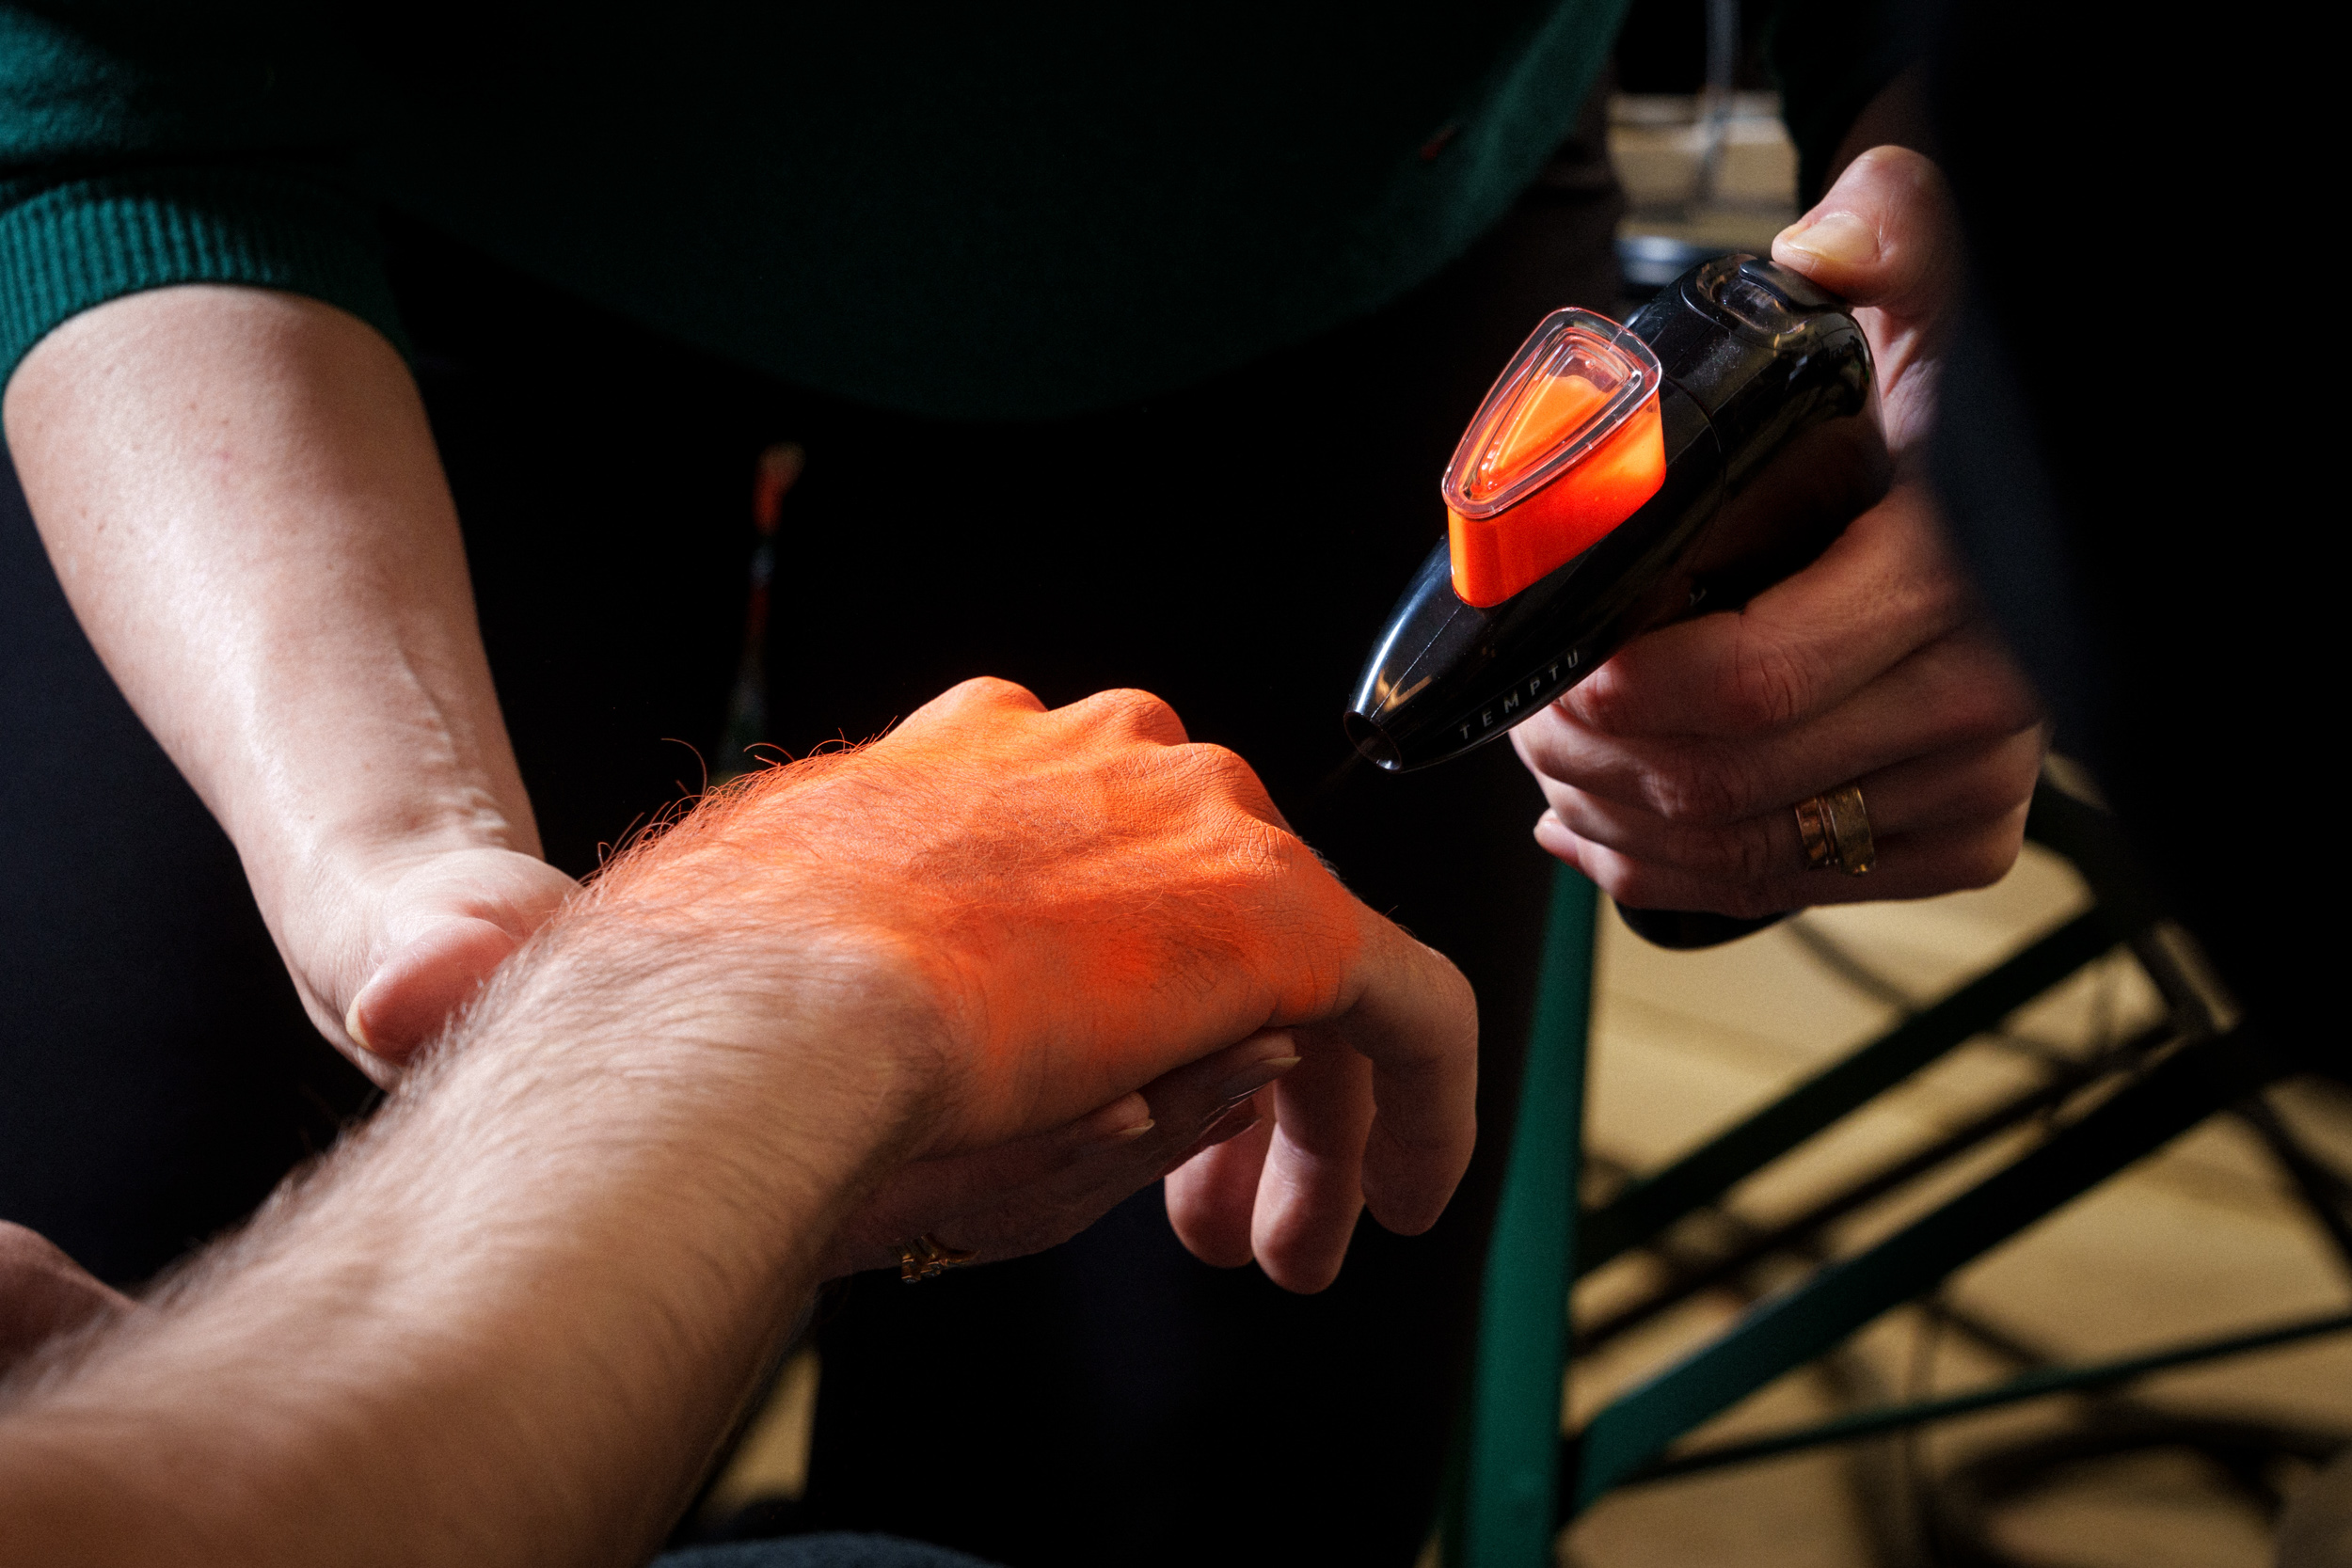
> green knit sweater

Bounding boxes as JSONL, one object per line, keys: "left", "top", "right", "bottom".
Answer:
{"left": 0, "top": 4, "right": 1906, "bottom": 420}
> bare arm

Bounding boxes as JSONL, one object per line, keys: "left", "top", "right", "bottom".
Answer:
{"left": 1, "top": 286, "right": 573, "bottom": 1074}
{"left": 0, "top": 680, "right": 1477, "bottom": 1565}
{"left": 0, "top": 867, "right": 906, "bottom": 1567}
{"left": 4, "top": 296, "right": 1456, "bottom": 1291}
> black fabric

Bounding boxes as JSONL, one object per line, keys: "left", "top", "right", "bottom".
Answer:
{"left": 0, "top": 456, "right": 374, "bottom": 1288}
{"left": 0, "top": 111, "right": 1622, "bottom": 1567}
{"left": 1765, "top": 0, "right": 1934, "bottom": 201}
{"left": 1925, "top": 5, "right": 2312, "bottom": 1040}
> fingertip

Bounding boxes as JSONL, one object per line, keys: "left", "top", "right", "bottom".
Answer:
{"left": 1248, "top": 1139, "right": 1361, "bottom": 1295}
{"left": 347, "top": 916, "right": 520, "bottom": 1063}
{"left": 1165, "top": 1121, "right": 1271, "bottom": 1269}
{"left": 1773, "top": 146, "right": 1954, "bottom": 310}
{"left": 1072, "top": 1092, "right": 1155, "bottom": 1152}
{"left": 1533, "top": 810, "right": 1581, "bottom": 865}
{"left": 345, "top": 974, "right": 419, "bottom": 1065}
{"left": 1162, "top": 1147, "right": 1261, "bottom": 1269}
{"left": 1251, "top": 1213, "right": 1355, "bottom": 1294}
{"left": 1360, "top": 1101, "right": 1472, "bottom": 1241}
{"left": 1360, "top": 1173, "right": 1454, "bottom": 1239}
{"left": 1772, "top": 208, "right": 1880, "bottom": 282}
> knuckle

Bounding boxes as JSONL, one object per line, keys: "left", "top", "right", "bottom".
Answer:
{"left": 1953, "top": 836, "right": 2021, "bottom": 891}
{"left": 1949, "top": 750, "right": 2041, "bottom": 821}
{"left": 1928, "top": 642, "right": 2044, "bottom": 742}
{"left": 1510, "top": 706, "right": 1581, "bottom": 779}
{"left": 1956, "top": 812, "right": 2030, "bottom": 890}
{"left": 1919, "top": 574, "right": 1974, "bottom": 629}
{"left": 1714, "top": 818, "right": 1785, "bottom": 885}
{"left": 1645, "top": 748, "right": 1756, "bottom": 826}
{"left": 950, "top": 674, "right": 1041, "bottom": 710}
{"left": 1943, "top": 682, "right": 2027, "bottom": 745}
{"left": 1170, "top": 750, "right": 1295, "bottom": 868}
{"left": 1565, "top": 665, "right": 1645, "bottom": 736}
{"left": 1088, "top": 687, "right": 1187, "bottom": 742}
{"left": 1724, "top": 634, "right": 1819, "bottom": 733}
{"left": 1590, "top": 859, "right": 1652, "bottom": 910}
{"left": 1180, "top": 740, "right": 1261, "bottom": 797}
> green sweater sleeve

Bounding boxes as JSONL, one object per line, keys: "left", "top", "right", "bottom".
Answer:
{"left": 0, "top": 5, "right": 403, "bottom": 388}
{"left": 1765, "top": 0, "right": 1935, "bottom": 203}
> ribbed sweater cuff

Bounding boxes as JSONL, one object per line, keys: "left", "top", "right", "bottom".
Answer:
{"left": 0, "top": 165, "right": 405, "bottom": 388}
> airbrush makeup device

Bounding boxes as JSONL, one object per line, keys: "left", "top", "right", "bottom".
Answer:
{"left": 1343, "top": 254, "right": 1873, "bottom": 945}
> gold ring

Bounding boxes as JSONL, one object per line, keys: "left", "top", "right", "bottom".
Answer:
{"left": 897, "top": 1233, "right": 978, "bottom": 1283}
{"left": 1794, "top": 784, "right": 1875, "bottom": 876}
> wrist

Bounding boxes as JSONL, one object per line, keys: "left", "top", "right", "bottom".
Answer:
{"left": 504, "top": 889, "right": 950, "bottom": 1183}
{"left": 242, "top": 773, "right": 540, "bottom": 919}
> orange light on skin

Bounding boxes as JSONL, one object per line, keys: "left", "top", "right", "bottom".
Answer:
{"left": 592, "top": 679, "right": 1371, "bottom": 1143}
{"left": 1448, "top": 377, "right": 1665, "bottom": 609}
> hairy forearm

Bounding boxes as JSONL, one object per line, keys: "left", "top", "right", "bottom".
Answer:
{"left": 1, "top": 287, "right": 537, "bottom": 1035}
{"left": 0, "top": 670, "right": 1483, "bottom": 1554}
{"left": 0, "top": 895, "right": 920, "bottom": 1567}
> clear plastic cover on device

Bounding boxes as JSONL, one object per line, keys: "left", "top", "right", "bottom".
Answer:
{"left": 1440, "top": 309, "right": 1664, "bottom": 521}
{"left": 1439, "top": 308, "right": 1669, "bottom": 607}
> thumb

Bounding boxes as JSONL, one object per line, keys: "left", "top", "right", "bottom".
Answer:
{"left": 1771, "top": 145, "right": 1961, "bottom": 326}
{"left": 343, "top": 851, "right": 576, "bottom": 1066}
{"left": 346, "top": 916, "right": 530, "bottom": 1063}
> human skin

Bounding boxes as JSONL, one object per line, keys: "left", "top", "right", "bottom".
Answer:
{"left": 1509, "top": 146, "right": 2046, "bottom": 916}
{"left": 0, "top": 678, "right": 1477, "bottom": 1566}
{"left": 2, "top": 283, "right": 570, "bottom": 1076}
{"left": 0, "top": 1225, "right": 133, "bottom": 1368}
{"left": 0, "top": 293, "right": 1315, "bottom": 1280}
{"left": 1, "top": 131, "right": 2012, "bottom": 1245}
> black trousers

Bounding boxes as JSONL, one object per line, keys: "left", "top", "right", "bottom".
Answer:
{"left": 0, "top": 122, "right": 1620, "bottom": 1567}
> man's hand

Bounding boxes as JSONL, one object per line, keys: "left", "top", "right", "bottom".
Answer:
{"left": 1511, "top": 148, "right": 2043, "bottom": 918}
{"left": 0, "top": 676, "right": 1475, "bottom": 1568}
{"left": 5, "top": 288, "right": 1468, "bottom": 1291}
{"left": 819, "top": 1029, "right": 1300, "bottom": 1276}
{"left": 593, "top": 678, "right": 1479, "bottom": 1293}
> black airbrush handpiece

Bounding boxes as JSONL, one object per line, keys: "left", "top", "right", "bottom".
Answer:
{"left": 1343, "top": 254, "right": 1874, "bottom": 947}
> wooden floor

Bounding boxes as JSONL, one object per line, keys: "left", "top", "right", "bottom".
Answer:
{"left": 1560, "top": 846, "right": 2350, "bottom": 1566}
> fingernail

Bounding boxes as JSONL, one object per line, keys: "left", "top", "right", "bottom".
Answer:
{"left": 1212, "top": 1055, "right": 1300, "bottom": 1109}
{"left": 1077, "top": 1117, "right": 1155, "bottom": 1155}
{"left": 1775, "top": 208, "right": 1879, "bottom": 270}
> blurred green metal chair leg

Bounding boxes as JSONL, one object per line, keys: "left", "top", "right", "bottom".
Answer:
{"left": 1449, "top": 865, "right": 1597, "bottom": 1568}
{"left": 1438, "top": 781, "right": 2345, "bottom": 1567}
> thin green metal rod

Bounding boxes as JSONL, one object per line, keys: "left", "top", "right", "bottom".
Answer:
{"left": 1621, "top": 1307, "right": 2352, "bottom": 1483}
{"left": 1565, "top": 1023, "right": 2286, "bottom": 1510}
{"left": 1579, "top": 909, "right": 2118, "bottom": 1275}
{"left": 1451, "top": 867, "right": 1598, "bottom": 1568}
